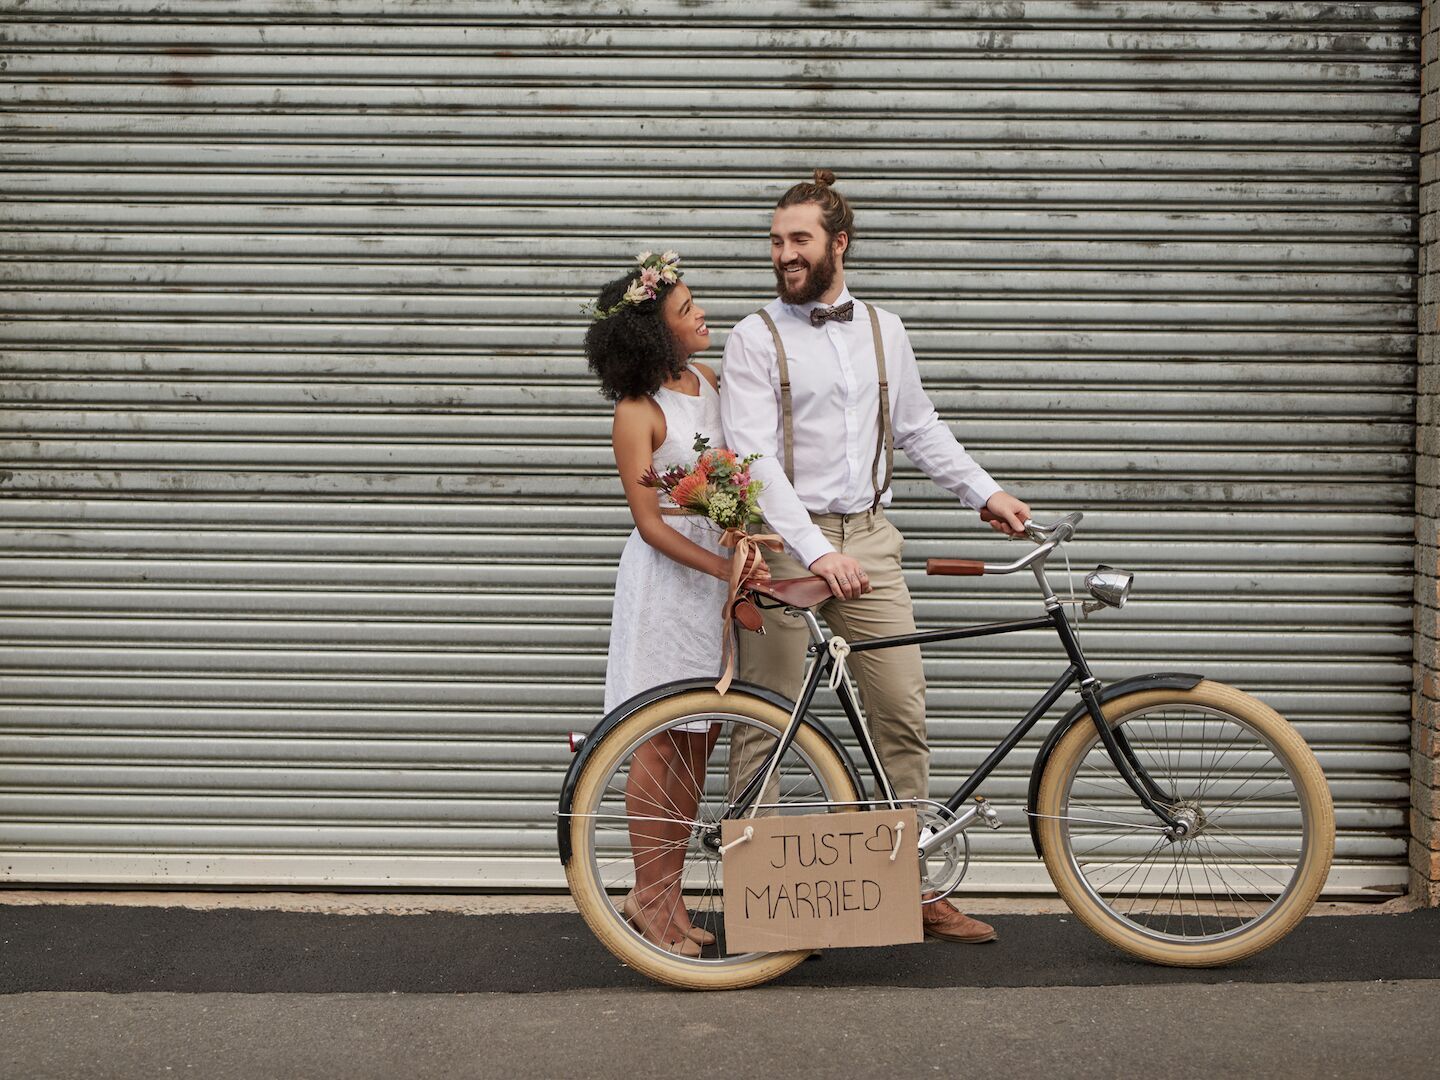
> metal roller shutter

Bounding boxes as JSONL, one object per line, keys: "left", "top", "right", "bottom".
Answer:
{"left": 0, "top": 2, "right": 1417, "bottom": 892}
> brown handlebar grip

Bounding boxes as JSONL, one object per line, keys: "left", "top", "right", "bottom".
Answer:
{"left": 927, "top": 558, "right": 986, "bottom": 576}
{"left": 978, "top": 508, "right": 999, "bottom": 523}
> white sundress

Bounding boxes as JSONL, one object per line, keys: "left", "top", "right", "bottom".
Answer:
{"left": 603, "top": 368, "right": 731, "bottom": 722}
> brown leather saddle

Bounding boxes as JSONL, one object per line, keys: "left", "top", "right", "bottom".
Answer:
{"left": 732, "top": 576, "right": 834, "bottom": 633}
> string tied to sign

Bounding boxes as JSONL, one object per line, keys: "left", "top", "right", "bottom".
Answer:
{"left": 889, "top": 819, "right": 905, "bottom": 862}
{"left": 718, "top": 825, "right": 754, "bottom": 855}
{"left": 827, "top": 636, "right": 852, "bottom": 691}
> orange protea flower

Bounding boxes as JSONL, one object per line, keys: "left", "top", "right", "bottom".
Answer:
{"left": 671, "top": 471, "right": 710, "bottom": 511}
{"left": 705, "top": 448, "right": 738, "bottom": 468}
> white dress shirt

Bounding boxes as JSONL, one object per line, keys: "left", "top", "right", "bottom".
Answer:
{"left": 719, "top": 285, "right": 1003, "bottom": 569}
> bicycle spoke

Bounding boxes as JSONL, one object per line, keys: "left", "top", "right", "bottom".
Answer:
{"left": 578, "top": 711, "right": 854, "bottom": 969}
{"left": 1062, "top": 703, "right": 1311, "bottom": 943}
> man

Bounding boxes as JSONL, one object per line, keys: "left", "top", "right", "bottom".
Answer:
{"left": 719, "top": 170, "right": 1031, "bottom": 944}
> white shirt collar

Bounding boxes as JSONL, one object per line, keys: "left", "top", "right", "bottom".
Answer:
{"left": 782, "top": 283, "right": 855, "bottom": 320}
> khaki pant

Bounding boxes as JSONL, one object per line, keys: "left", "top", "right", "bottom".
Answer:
{"left": 731, "top": 508, "right": 928, "bottom": 802}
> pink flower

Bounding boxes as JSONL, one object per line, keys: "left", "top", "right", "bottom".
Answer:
{"left": 639, "top": 266, "right": 660, "bottom": 289}
{"left": 732, "top": 470, "right": 751, "bottom": 488}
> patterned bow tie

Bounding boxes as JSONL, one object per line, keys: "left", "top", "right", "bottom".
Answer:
{"left": 809, "top": 301, "right": 854, "bottom": 327}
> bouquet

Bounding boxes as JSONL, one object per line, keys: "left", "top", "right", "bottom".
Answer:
{"left": 642, "top": 435, "right": 780, "bottom": 695}
{"left": 640, "top": 435, "right": 765, "bottom": 531}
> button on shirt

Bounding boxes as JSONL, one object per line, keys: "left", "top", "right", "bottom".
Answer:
{"left": 719, "top": 287, "right": 1002, "bottom": 569}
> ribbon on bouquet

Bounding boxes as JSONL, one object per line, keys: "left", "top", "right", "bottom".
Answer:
{"left": 715, "top": 527, "right": 784, "bottom": 695}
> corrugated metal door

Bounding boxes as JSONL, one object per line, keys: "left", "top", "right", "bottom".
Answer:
{"left": 0, "top": 2, "right": 1417, "bottom": 892}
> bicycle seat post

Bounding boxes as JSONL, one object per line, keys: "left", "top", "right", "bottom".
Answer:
{"left": 786, "top": 606, "right": 828, "bottom": 651}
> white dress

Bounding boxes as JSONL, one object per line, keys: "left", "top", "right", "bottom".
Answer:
{"left": 604, "top": 368, "right": 731, "bottom": 720}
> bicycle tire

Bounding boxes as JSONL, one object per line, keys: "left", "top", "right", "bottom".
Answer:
{"left": 1036, "top": 680, "right": 1334, "bottom": 967}
{"left": 565, "top": 687, "right": 860, "bottom": 991}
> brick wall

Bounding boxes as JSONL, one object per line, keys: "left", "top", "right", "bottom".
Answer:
{"left": 1415, "top": 1, "right": 1439, "bottom": 905}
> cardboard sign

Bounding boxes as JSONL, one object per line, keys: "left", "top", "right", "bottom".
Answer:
{"left": 720, "top": 808, "right": 923, "bottom": 953}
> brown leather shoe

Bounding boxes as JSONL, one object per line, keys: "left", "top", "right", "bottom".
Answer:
{"left": 921, "top": 897, "right": 998, "bottom": 943}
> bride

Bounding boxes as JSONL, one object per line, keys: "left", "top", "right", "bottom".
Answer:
{"left": 584, "top": 252, "right": 769, "bottom": 956}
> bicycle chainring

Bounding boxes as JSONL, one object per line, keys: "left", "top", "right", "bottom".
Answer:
{"left": 914, "top": 802, "right": 970, "bottom": 901}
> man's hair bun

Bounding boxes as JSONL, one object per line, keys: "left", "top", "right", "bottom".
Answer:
{"left": 812, "top": 168, "right": 836, "bottom": 187}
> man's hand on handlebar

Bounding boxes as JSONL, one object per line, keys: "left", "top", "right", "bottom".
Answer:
{"left": 808, "top": 552, "right": 872, "bottom": 600}
{"left": 983, "top": 492, "right": 1032, "bottom": 537}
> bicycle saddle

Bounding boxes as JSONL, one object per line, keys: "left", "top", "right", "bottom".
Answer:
{"left": 751, "top": 575, "right": 833, "bottom": 609}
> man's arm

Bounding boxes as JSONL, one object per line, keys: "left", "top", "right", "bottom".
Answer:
{"left": 719, "top": 321, "right": 836, "bottom": 569}
{"left": 888, "top": 316, "right": 1029, "bottom": 533}
{"left": 888, "top": 324, "right": 1001, "bottom": 507}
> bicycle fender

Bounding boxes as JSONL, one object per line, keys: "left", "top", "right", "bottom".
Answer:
{"left": 555, "top": 678, "right": 865, "bottom": 866}
{"left": 1025, "top": 672, "right": 1205, "bottom": 858}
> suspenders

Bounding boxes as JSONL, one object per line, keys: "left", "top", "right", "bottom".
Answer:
{"left": 755, "top": 302, "right": 894, "bottom": 511}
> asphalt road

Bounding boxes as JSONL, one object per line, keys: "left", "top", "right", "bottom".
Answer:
{"left": 1, "top": 905, "right": 1436, "bottom": 993}
{"left": 2, "top": 906, "right": 1437, "bottom": 1079}
{"left": 5, "top": 982, "right": 1437, "bottom": 1080}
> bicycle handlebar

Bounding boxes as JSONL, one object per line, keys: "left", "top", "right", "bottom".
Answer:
{"left": 928, "top": 511, "right": 1084, "bottom": 577}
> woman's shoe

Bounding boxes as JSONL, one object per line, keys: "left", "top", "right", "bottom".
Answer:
{"left": 622, "top": 892, "right": 704, "bottom": 957}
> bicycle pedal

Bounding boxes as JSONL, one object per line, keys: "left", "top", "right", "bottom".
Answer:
{"left": 974, "top": 795, "right": 1003, "bottom": 830}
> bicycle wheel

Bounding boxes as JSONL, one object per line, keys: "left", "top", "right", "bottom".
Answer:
{"left": 1036, "top": 680, "right": 1333, "bottom": 966}
{"left": 565, "top": 687, "right": 859, "bottom": 991}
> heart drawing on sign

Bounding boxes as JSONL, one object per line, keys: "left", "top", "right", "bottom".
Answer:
{"left": 862, "top": 823, "right": 897, "bottom": 854}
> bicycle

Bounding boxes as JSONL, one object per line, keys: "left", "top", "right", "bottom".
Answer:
{"left": 558, "top": 512, "right": 1335, "bottom": 990}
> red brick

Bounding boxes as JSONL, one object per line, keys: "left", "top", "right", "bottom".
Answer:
{"left": 1410, "top": 838, "right": 1440, "bottom": 883}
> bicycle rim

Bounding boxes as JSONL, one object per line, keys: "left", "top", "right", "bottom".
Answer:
{"left": 1053, "top": 701, "right": 1317, "bottom": 946}
{"left": 578, "top": 708, "right": 857, "bottom": 969}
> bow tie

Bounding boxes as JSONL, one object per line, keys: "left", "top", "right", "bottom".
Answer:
{"left": 809, "top": 301, "right": 854, "bottom": 327}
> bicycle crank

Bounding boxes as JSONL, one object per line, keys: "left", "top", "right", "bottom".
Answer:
{"left": 915, "top": 802, "right": 971, "bottom": 901}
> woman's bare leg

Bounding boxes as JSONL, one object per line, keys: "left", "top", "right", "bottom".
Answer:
{"left": 625, "top": 726, "right": 719, "bottom": 940}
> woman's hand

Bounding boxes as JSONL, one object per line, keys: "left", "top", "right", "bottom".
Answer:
{"left": 984, "top": 492, "right": 1031, "bottom": 536}
{"left": 743, "top": 555, "right": 772, "bottom": 586}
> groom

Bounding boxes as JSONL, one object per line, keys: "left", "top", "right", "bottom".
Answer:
{"left": 719, "top": 170, "right": 1031, "bottom": 944}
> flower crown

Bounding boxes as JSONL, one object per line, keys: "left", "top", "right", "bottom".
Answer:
{"left": 585, "top": 250, "right": 684, "bottom": 320}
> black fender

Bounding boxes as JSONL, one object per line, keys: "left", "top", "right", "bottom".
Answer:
{"left": 556, "top": 678, "right": 865, "bottom": 866}
{"left": 1025, "top": 672, "right": 1205, "bottom": 858}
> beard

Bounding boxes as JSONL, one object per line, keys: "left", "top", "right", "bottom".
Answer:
{"left": 773, "top": 242, "right": 839, "bottom": 306}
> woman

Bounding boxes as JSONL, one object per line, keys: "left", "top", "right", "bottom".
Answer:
{"left": 585, "top": 251, "right": 769, "bottom": 956}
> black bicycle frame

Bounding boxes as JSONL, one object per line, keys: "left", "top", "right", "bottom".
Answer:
{"left": 726, "top": 604, "right": 1183, "bottom": 831}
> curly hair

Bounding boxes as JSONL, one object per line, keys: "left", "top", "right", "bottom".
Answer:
{"left": 584, "top": 272, "right": 685, "bottom": 401}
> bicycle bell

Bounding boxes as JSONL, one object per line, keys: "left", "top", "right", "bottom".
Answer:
{"left": 1084, "top": 565, "right": 1134, "bottom": 608}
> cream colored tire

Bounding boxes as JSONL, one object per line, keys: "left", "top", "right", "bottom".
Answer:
{"left": 1036, "top": 680, "right": 1334, "bottom": 967}
{"left": 565, "top": 688, "right": 860, "bottom": 991}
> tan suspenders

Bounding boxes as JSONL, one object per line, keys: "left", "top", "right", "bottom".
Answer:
{"left": 755, "top": 302, "right": 894, "bottom": 511}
